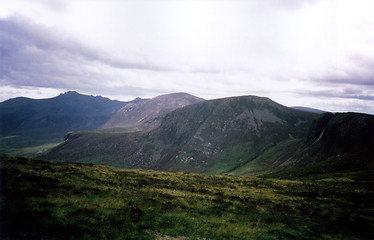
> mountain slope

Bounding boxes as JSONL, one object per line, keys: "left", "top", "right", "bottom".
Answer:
{"left": 0, "top": 91, "right": 136, "bottom": 155}
{"left": 102, "top": 92, "right": 204, "bottom": 131}
{"left": 306, "top": 112, "right": 374, "bottom": 156}
{"left": 232, "top": 112, "right": 374, "bottom": 175}
{"left": 43, "top": 95, "right": 319, "bottom": 174}
{"left": 146, "top": 95, "right": 318, "bottom": 173}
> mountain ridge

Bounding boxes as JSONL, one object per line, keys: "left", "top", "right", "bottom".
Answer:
{"left": 42, "top": 94, "right": 324, "bottom": 174}
{"left": 0, "top": 91, "right": 141, "bottom": 156}
{"left": 102, "top": 92, "right": 204, "bottom": 131}
{"left": 2, "top": 91, "right": 372, "bottom": 178}
{"left": 42, "top": 93, "right": 374, "bottom": 177}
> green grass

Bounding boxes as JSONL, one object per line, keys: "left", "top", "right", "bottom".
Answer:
{"left": 0, "top": 141, "right": 62, "bottom": 158}
{"left": 1, "top": 155, "right": 373, "bottom": 239}
{"left": 228, "top": 138, "right": 304, "bottom": 176}
{"left": 205, "top": 142, "right": 257, "bottom": 174}
{"left": 261, "top": 143, "right": 374, "bottom": 181}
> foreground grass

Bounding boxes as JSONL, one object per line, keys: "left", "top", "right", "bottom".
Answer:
{"left": 1, "top": 155, "right": 373, "bottom": 239}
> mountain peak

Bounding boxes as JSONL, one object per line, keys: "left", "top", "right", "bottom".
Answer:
{"left": 59, "top": 91, "right": 80, "bottom": 96}
{"left": 101, "top": 92, "right": 205, "bottom": 131}
{"left": 151, "top": 92, "right": 204, "bottom": 100}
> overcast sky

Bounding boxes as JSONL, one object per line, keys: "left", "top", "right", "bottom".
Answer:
{"left": 1, "top": 0, "right": 374, "bottom": 114}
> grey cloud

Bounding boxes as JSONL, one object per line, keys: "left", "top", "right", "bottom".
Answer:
{"left": 311, "top": 54, "right": 374, "bottom": 87}
{"left": 98, "top": 85, "right": 169, "bottom": 100}
{"left": 0, "top": 16, "right": 174, "bottom": 91}
{"left": 300, "top": 88, "right": 374, "bottom": 101}
{"left": 322, "top": 74, "right": 374, "bottom": 87}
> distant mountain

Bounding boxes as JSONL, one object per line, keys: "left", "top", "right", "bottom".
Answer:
{"left": 0, "top": 91, "right": 140, "bottom": 153}
{"left": 291, "top": 106, "right": 326, "bottom": 114}
{"left": 102, "top": 92, "right": 204, "bottom": 131}
{"left": 42, "top": 95, "right": 319, "bottom": 173}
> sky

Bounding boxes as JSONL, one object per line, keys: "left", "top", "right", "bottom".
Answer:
{"left": 0, "top": 0, "right": 374, "bottom": 114}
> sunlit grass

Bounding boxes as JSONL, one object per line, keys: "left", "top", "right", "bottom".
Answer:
{"left": 0, "top": 142, "right": 62, "bottom": 157}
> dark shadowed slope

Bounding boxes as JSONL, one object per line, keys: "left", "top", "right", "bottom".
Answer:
{"left": 306, "top": 112, "right": 374, "bottom": 156}
{"left": 101, "top": 92, "right": 204, "bottom": 131}
{"left": 260, "top": 112, "right": 374, "bottom": 180}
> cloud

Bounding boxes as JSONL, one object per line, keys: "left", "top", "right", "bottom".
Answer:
{"left": 265, "top": 0, "right": 317, "bottom": 10}
{"left": 1, "top": 1, "right": 374, "bottom": 114}
{"left": 0, "top": 15, "right": 234, "bottom": 100}
{"left": 0, "top": 16, "right": 175, "bottom": 92}
{"left": 299, "top": 87, "right": 374, "bottom": 102}
{"left": 39, "top": 0, "right": 69, "bottom": 12}
{"left": 309, "top": 54, "right": 374, "bottom": 87}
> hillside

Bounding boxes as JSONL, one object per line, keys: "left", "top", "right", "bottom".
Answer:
{"left": 306, "top": 112, "right": 374, "bottom": 157}
{"left": 102, "top": 92, "right": 204, "bottom": 131}
{"left": 230, "top": 112, "right": 374, "bottom": 176}
{"left": 1, "top": 155, "right": 373, "bottom": 240}
{"left": 0, "top": 91, "right": 138, "bottom": 156}
{"left": 42, "top": 95, "right": 319, "bottom": 174}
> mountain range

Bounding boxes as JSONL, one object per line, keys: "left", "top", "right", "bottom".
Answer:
{"left": 38, "top": 92, "right": 374, "bottom": 177}
{"left": 1, "top": 91, "right": 373, "bottom": 177}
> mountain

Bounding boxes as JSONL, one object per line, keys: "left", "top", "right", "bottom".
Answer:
{"left": 302, "top": 112, "right": 374, "bottom": 169}
{"left": 42, "top": 94, "right": 374, "bottom": 177}
{"left": 101, "top": 92, "right": 205, "bottom": 131}
{"left": 306, "top": 112, "right": 374, "bottom": 155}
{"left": 228, "top": 110, "right": 374, "bottom": 174}
{"left": 0, "top": 91, "right": 139, "bottom": 155}
{"left": 42, "top": 95, "right": 320, "bottom": 173}
{"left": 261, "top": 112, "right": 374, "bottom": 180}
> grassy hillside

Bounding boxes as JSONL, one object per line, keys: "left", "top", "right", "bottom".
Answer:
{"left": 1, "top": 155, "right": 373, "bottom": 240}
{"left": 261, "top": 143, "right": 374, "bottom": 181}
